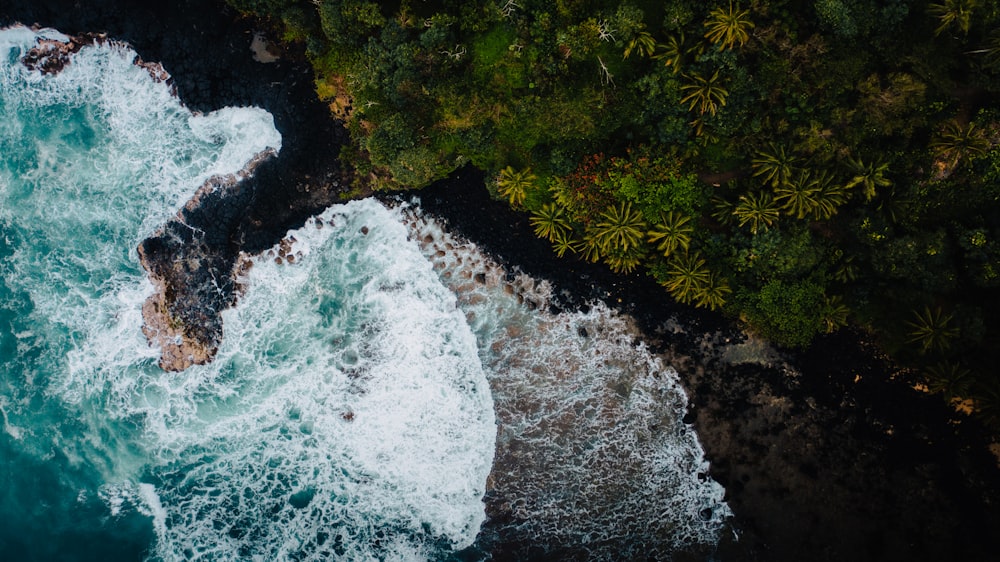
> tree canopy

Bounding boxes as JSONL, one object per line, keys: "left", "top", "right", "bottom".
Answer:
{"left": 230, "top": 0, "right": 1000, "bottom": 431}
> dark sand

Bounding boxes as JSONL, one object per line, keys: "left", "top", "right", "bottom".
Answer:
{"left": 3, "top": 1, "right": 999, "bottom": 560}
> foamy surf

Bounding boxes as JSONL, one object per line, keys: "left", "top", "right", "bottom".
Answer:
{"left": 125, "top": 199, "right": 496, "bottom": 560}
{"left": 1, "top": 21, "right": 731, "bottom": 562}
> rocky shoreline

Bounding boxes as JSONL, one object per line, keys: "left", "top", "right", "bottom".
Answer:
{"left": 138, "top": 147, "right": 277, "bottom": 371}
{"left": 3, "top": 1, "right": 1000, "bottom": 561}
{"left": 415, "top": 170, "right": 1000, "bottom": 562}
{"left": 3, "top": 0, "right": 354, "bottom": 370}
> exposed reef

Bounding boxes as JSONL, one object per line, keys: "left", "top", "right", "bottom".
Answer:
{"left": 21, "top": 28, "right": 174, "bottom": 89}
{"left": 22, "top": 32, "right": 97, "bottom": 74}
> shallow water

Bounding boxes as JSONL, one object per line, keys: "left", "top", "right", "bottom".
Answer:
{"left": 0, "top": 26, "right": 727, "bottom": 561}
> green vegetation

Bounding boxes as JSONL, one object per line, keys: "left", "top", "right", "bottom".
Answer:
{"left": 647, "top": 211, "right": 693, "bottom": 257}
{"left": 496, "top": 166, "right": 536, "bottom": 207}
{"left": 229, "top": 0, "right": 1000, "bottom": 430}
{"left": 702, "top": 3, "right": 755, "bottom": 50}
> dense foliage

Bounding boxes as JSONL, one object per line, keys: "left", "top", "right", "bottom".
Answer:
{"left": 229, "top": 0, "right": 1000, "bottom": 429}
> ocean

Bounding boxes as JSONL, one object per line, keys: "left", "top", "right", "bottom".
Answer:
{"left": 0, "top": 26, "right": 728, "bottom": 560}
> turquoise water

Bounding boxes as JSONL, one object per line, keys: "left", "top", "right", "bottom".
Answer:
{"left": 0, "top": 25, "right": 728, "bottom": 561}
{"left": 0, "top": 27, "right": 495, "bottom": 560}
{"left": 0, "top": 25, "right": 285, "bottom": 560}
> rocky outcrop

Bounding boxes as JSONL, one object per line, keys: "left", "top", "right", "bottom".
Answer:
{"left": 138, "top": 149, "right": 274, "bottom": 371}
{"left": 21, "top": 31, "right": 101, "bottom": 74}
{"left": 5, "top": 4, "right": 352, "bottom": 374}
{"left": 20, "top": 28, "right": 175, "bottom": 89}
{"left": 138, "top": 253, "right": 222, "bottom": 372}
{"left": 249, "top": 31, "right": 279, "bottom": 64}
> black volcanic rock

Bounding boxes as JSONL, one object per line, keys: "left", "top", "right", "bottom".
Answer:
{"left": 415, "top": 171, "right": 1000, "bottom": 562}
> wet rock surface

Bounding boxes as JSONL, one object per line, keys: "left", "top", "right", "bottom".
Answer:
{"left": 137, "top": 151, "right": 273, "bottom": 371}
{"left": 22, "top": 32, "right": 102, "bottom": 74}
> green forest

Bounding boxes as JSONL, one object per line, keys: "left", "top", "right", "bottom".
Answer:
{"left": 227, "top": 0, "right": 1000, "bottom": 430}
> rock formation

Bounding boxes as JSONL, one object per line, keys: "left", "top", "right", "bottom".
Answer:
{"left": 138, "top": 149, "right": 275, "bottom": 371}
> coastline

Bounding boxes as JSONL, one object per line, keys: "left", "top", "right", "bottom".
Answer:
{"left": 2, "top": 1, "right": 999, "bottom": 561}
{"left": 415, "top": 169, "right": 1000, "bottom": 562}
{"left": 2, "top": 0, "right": 353, "bottom": 368}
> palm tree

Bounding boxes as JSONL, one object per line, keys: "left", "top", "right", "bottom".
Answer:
{"left": 654, "top": 33, "right": 689, "bottom": 74}
{"left": 530, "top": 203, "right": 571, "bottom": 242}
{"left": 821, "top": 295, "right": 850, "bottom": 333}
{"left": 810, "top": 171, "right": 849, "bottom": 221}
{"left": 703, "top": 3, "right": 755, "bottom": 50}
{"left": 624, "top": 30, "right": 657, "bottom": 59}
{"left": 592, "top": 202, "right": 647, "bottom": 253}
{"left": 689, "top": 115, "right": 714, "bottom": 138}
{"left": 603, "top": 245, "right": 644, "bottom": 274}
{"left": 906, "top": 306, "right": 959, "bottom": 354}
{"left": 663, "top": 251, "right": 711, "bottom": 305}
{"left": 983, "top": 29, "right": 1000, "bottom": 67}
{"left": 972, "top": 378, "right": 1000, "bottom": 429}
{"left": 710, "top": 195, "right": 736, "bottom": 226}
{"left": 773, "top": 169, "right": 821, "bottom": 219}
{"left": 844, "top": 156, "right": 891, "bottom": 202}
{"left": 930, "top": 120, "right": 990, "bottom": 169}
{"left": 496, "top": 166, "right": 536, "bottom": 207}
{"left": 551, "top": 229, "right": 576, "bottom": 258}
{"left": 733, "top": 191, "right": 780, "bottom": 234}
{"left": 927, "top": 0, "right": 977, "bottom": 37}
{"left": 832, "top": 253, "right": 858, "bottom": 283}
{"left": 694, "top": 272, "right": 731, "bottom": 311}
{"left": 751, "top": 144, "right": 799, "bottom": 188}
{"left": 924, "top": 361, "right": 973, "bottom": 401}
{"left": 878, "top": 197, "right": 906, "bottom": 225}
{"left": 680, "top": 70, "right": 729, "bottom": 116}
{"left": 647, "top": 211, "right": 694, "bottom": 257}
{"left": 577, "top": 232, "right": 602, "bottom": 263}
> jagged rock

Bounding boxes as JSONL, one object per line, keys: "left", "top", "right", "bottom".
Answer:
{"left": 138, "top": 258, "right": 216, "bottom": 372}
{"left": 137, "top": 151, "right": 274, "bottom": 371}
{"left": 21, "top": 32, "right": 102, "bottom": 74}
{"left": 250, "top": 31, "right": 279, "bottom": 64}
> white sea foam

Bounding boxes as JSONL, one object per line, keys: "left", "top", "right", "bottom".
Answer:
{"left": 0, "top": 399, "right": 22, "bottom": 440}
{"left": 114, "top": 199, "right": 495, "bottom": 560}
{"left": 399, "top": 201, "right": 731, "bottom": 557}
{"left": 137, "top": 483, "right": 168, "bottom": 539}
{"left": 0, "top": 25, "right": 280, "bottom": 400}
{"left": 4, "top": 27, "right": 495, "bottom": 560}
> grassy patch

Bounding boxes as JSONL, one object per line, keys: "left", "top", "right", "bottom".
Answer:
{"left": 472, "top": 27, "right": 528, "bottom": 91}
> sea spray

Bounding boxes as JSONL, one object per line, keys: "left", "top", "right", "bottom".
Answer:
{"left": 0, "top": 24, "right": 278, "bottom": 458}
{"left": 399, "top": 200, "right": 731, "bottom": 558}
{"left": 127, "top": 200, "right": 496, "bottom": 560}
{"left": 0, "top": 25, "right": 272, "bottom": 559}
{"left": 3, "top": 26, "right": 497, "bottom": 560}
